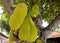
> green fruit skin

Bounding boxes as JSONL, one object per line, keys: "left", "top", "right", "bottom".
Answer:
{"left": 27, "top": 17, "right": 38, "bottom": 42}
{"left": 9, "top": 30, "right": 14, "bottom": 43}
{"left": 36, "top": 39, "right": 43, "bottom": 43}
{"left": 31, "top": 4, "right": 39, "bottom": 17}
{"left": 19, "top": 18, "right": 30, "bottom": 41}
{"left": 9, "top": 3, "right": 28, "bottom": 30}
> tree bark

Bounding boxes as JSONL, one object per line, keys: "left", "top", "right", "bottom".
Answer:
{"left": 1, "top": 0, "right": 13, "bottom": 16}
{"left": 42, "top": 14, "right": 60, "bottom": 41}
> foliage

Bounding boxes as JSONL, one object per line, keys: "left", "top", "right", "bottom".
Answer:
{"left": 0, "top": 1, "right": 10, "bottom": 34}
{"left": 10, "top": 0, "right": 60, "bottom": 22}
{"left": 41, "top": 0, "right": 60, "bottom": 22}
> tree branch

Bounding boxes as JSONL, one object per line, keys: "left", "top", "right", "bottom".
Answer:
{"left": 1, "top": 0, "right": 13, "bottom": 16}
{"left": 42, "top": 14, "right": 60, "bottom": 41}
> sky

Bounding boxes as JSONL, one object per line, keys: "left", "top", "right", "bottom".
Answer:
{"left": 0, "top": 6, "right": 3, "bottom": 19}
{"left": 0, "top": 6, "right": 8, "bottom": 36}
{"left": 42, "top": 20, "right": 49, "bottom": 27}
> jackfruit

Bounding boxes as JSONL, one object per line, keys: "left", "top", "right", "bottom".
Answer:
{"left": 36, "top": 39, "right": 43, "bottom": 43}
{"left": 27, "top": 17, "right": 38, "bottom": 42}
{"left": 31, "top": 4, "right": 39, "bottom": 17}
{"left": 9, "top": 3, "right": 28, "bottom": 30}
{"left": 9, "top": 30, "right": 14, "bottom": 43}
{"left": 19, "top": 18, "right": 30, "bottom": 41}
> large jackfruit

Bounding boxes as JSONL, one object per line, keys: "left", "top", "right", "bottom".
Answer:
{"left": 9, "top": 30, "right": 14, "bottom": 43}
{"left": 19, "top": 18, "right": 30, "bottom": 41}
{"left": 31, "top": 4, "right": 39, "bottom": 17}
{"left": 27, "top": 17, "right": 38, "bottom": 42}
{"left": 9, "top": 3, "right": 28, "bottom": 30}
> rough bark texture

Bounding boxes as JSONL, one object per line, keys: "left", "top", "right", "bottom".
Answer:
{"left": 42, "top": 14, "right": 60, "bottom": 41}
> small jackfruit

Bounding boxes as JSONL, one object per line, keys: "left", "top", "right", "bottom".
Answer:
{"left": 9, "top": 3, "right": 28, "bottom": 30}
{"left": 27, "top": 17, "right": 38, "bottom": 42}
{"left": 19, "top": 18, "right": 30, "bottom": 41}
{"left": 31, "top": 4, "right": 39, "bottom": 17}
{"left": 9, "top": 30, "right": 14, "bottom": 43}
{"left": 36, "top": 39, "right": 43, "bottom": 43}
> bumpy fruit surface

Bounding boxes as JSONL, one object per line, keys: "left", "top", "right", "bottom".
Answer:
{"left": 27, "top": 17, "right": 38, "bottom": 42}
{"left": 9, "top": 3, "right": 28, "bottom": 30}
{"left": 9, "top": 30, "right": 14, "bottom": 43}
{"left": 19, "top": 18, "right": 30, "bottom": 41}
{"left": 31, "top": 4, "right": 39, "bottom": 17}
{"left": 36, "top": 39, "right": 43, "bottom": 43}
